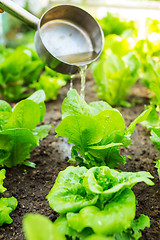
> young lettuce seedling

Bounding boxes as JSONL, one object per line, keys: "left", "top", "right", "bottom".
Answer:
{"left": 55, "top": 89, "right": 152, "bottom": 168}
{"left": 0, "top": 169, "right": 17, "bottom": 226}
{"left": 0, "top": 90, "right": 51, "bottom": 167}
{"left": 91, "top": 35, "right": 140, "bottom": 107}
{"left": 0, "top": 45, "right": 44, "bottom": 101}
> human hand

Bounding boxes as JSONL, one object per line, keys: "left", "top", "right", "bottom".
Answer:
{"left": 0, "top": 8, "right": 4, "bottom": 13}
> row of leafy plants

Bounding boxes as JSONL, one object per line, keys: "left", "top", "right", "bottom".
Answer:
{"left": 0, "top": 45, "right": 70, "bottom": 101}
{"left": 92, "top": 13, "right": 160, "bottom": 177}
{"left": 0, "top": 88, "right": 159, "bottom": 239}
{"left": 0, "top": 11, "right": 160, "bottom": 239}
{"left": 0, "top": 90, "right": 51, "bottom": 224}
{"left": 21, "top": 90, "right": 160, "bottom": 239}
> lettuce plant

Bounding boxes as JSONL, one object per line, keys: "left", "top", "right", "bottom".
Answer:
{"left": 0, "top": 45, "right": 44, "bottom": 101}
{"left": 97, "top": 12, "right": 137, "bottom": 37}
{"left": 47, "top": 165, "right": 153, "bottom": 239}
{"left": 55, "top": 89, "right": 152, "bottom": 168}
{"left": 134, "top": 39, "right": 160, "bottom": 74}
{"left": 92, "top": 50, "right": 140, "bottom": 107}
{"left": 102, "top": 35, "right": 134, "bottom": 59}
{"left": 155, "top": 160, "right": 160, "bottom": 179}
{"left": 47, "top": 166, "right": 154, "bottom": 213}
{"left": 0, "top": 90, "right": 51, "bottom": 167}
{"left": 141, "top": 59, "right": 160, "bottom": 105}
{"left": 142, "top": 107, "right": 160, "bottom": 179}
{"left": 148, "top": 127, "right": 160, "bottom": 179}
{"left": 146, "top": 18, "right": 160, "bottom": 35}
{"left": 0, "top": 45, "right": 69, "bottom": 102}
{"left": 0, "top": 169, "right": 17, "bottom": 226}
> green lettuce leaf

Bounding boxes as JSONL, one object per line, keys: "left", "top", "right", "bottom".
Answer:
{"left": 67, "top": 189, "right": 136, "bottom": 235}
{"left": 155, "top": 160, "right": 160, "bottom": 179}
{"left": 56, "top": 115, "right": 104, "bottom": 147}
{"left": 150, "top": 128, "right": 160, "bottom": 151}
{"left": 54, "top": 214, "right": 94, "bottom": 240}
{"left": 28, "top": 90, "right": 46, "bottom": 122}
{"left": 83, "top": 167, "right": 154, "bottom": 207}
{"left": 115, "top": 214, "right": 150, "bottom": 240}
{"left": 97, "top": 13, "right": 136, "bottom": 37}
{"left": 0, "top": 169, "right": 7, "bottom": 193}
{"left": 23, "top": 214, "right": 66, "bottom": 240}
{"left": 62, "top": 89, "right": 111, "bottom": 119}
{"left": 141, "top": 59, "right": 160, "bottom": 105}
{"left": 5, "top": 99, "right": 40, "bottom": 130}
{"left": 0, "top": 197, "right": 18, "bottom": 226}
{"left": 86, "top": 236, "right": 114, "bottom": 240}
{"left": 92, "top": 51, "right": 140, "bottom": 107}
{"left": 102, "top": 35, "right": 133, "bottom": 58}
{"left": 0, "top": 46, "right": 44, "bottom": 101}
{"left": 0, "top": 168, "right": 17, "bottom": 226}
{"left": 32, "top": 125, "right": 52, "bottom": 145}
{"left": 47, "top": 166, "right": 98, "bottom": 213}
{"left": 0, "top": 129, "right": 37, "bottom": 167}
{"left": 0, "top": 100, "right": 12, "bottom": 129}
{"left": 0, "top": 91, "right": 51, "bottom": 167}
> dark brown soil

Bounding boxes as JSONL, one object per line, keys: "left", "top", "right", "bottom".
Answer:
{"left": 0, "top": 72, "right": 160, "bottom": 240}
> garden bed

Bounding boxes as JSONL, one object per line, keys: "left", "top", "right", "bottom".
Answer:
{"left": 1, "top": 72, "right": 160, "bottom": 240}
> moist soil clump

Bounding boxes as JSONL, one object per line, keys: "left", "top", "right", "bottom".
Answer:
{"left": 0, "top": 73, "right": 160, "bottom": 240}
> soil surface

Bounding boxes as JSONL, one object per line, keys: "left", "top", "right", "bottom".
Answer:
{"left": 0, "top": 71, "right": 160, "bottom": 240}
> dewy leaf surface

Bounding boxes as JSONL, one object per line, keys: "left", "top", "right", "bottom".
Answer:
{"left": 23, "top": 214, "right": 66, "bottom": 240}
{"left": 67, "top": 189, "right": 136, "bottom": 235}
{"left": 47, "top": 166, "right": 98, "bottom": 214}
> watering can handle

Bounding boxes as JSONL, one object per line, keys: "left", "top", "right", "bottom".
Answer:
{"left": 0, "top": 0, "right": 39, "bottom": 30}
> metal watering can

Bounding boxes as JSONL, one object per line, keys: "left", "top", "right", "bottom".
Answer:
{"left": 0, "top": 0, "right": 104, "bottom": 74}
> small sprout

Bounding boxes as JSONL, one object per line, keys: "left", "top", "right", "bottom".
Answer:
{"left": 23, "top": 169, "right": 27, "bottom": 175}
